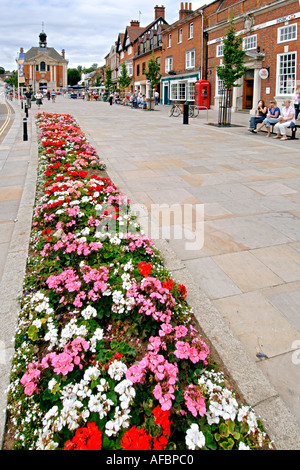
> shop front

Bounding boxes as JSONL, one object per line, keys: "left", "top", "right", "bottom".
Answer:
{"left": 161, "top": 72, "right": 200, "bottom": 105}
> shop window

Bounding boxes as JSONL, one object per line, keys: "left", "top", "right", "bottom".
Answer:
{"left": 277, "top": 52, "right": 297, "bottom": 95}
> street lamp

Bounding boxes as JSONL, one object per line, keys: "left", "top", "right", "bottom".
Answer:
{"left": 33, "top": 59, "right": 36, "bottom": 94}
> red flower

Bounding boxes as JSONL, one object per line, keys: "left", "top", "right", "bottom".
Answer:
{"left": 152, "top": 405, "right": 172, "bottom": 437}
{"left": 138, "top": 261, "right": 152, "bottom": 278}
{"left": 64, "top": 422, "right": 102, "bottom": 451}
{"left": 121, "top": 426, "right": 151, "bottom": 450}
{"left": 162, "top": 278, "right": 174, "bottom": 292}
{"left": 153, "top": 434, "right": 168, "bottom": 450}
{"left": 178, "top": 284, "right": 187, "bottom": 300}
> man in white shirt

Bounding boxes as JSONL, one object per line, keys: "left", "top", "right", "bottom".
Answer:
{"left": 273, "top": 99, "right": 296, "bottom": 141}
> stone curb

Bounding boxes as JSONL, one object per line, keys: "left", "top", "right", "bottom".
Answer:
{"left": 0, "top": 102, "right": 38, "bottom": 448}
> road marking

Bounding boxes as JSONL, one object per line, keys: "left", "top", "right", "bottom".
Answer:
{"left": 0, "top": 102, "right": 12, "bottom": 138}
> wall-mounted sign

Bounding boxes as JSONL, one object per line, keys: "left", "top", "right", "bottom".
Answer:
{"left": 259, "top": 68, "right": 269, "bottom": 80}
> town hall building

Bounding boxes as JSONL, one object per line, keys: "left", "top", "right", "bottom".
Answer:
{"left": 21, "top": 29, "right": 68, "bottom": 93}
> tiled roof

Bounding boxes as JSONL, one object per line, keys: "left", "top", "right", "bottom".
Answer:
{"left": 25, "top": 47, "right": 68, "bottom": 63}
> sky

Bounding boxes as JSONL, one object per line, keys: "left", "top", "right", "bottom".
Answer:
{"left": 0, "top": 0, "right": 211, "bottom": 71}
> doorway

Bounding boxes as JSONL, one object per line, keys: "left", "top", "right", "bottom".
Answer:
{"left": 243, "top": 69, "right": 254, "bottom": 110}
{"left": 163, "top": 83, "right": 169, "bottom": 105}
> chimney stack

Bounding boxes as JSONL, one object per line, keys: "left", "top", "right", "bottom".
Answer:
{"left": 179, "top": 2, "right": 193, "bottom": 20}
{"left": 130, "top": 20, "right": 140, "bottom": 27}
{"left": 154, "top": 5, "right": 165, "bottom": 20}
{"left": 62, "top": 49, "right": 65, "bottom": 58}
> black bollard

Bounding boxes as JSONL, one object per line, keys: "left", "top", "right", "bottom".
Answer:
{"left": 25, "top": 104, "right": 29, "bottom": 118}
{"left": 183, "top": 101, "right": 189, "bottom": 125}
{"left": 23, "top": 118, "right": 28, "bottom": 141}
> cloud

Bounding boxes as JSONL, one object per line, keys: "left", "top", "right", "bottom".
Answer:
{"left": 0, "top": 0, "right": 209, "bottom": 71}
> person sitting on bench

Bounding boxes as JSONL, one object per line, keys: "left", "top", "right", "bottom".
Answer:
{"left": 253, "top": 99, "right": 280, "bottom": 137}
{"left": 273, "top": 100, "right": 296, "bottom": 141}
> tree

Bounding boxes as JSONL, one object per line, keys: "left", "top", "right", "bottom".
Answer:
{"left": 95, "top": 74, "right": 101, "bottom": 87}
{"left": 4, "top": 70, "right": 18, "bottom": 88}
{"left": 145, "top": 52, "right": 161, "bottom": 111}
{"left": 216, "top": 16, "right": 247, "bottom": 125}
{"left": 104, "top": 68, "right": 114, "bottom": 94}
{"left": 68, "top": 68, "right": 81, "bottom": 86}
{"left": 0, "top": 66, "right": 5, "bottom": 75}
{"left": 118, "top": 63, "right": 131, "bottom": 95}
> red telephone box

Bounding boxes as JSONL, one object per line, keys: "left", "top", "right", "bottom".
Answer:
{"left": 195, "top": 80, "right": 210, "bottom": 109}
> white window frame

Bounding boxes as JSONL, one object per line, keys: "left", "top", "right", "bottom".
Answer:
{"left": 276, "top": 51, "right": 297, "bottom": 96}
{"left": 186, "top": 49, "right": 195, "bottom": 70}
{"left": 168, "top": 34, "right": 172, "bottom": 48}
{"left": 128, "top": 46, "right": 132, "bottom": 55}
{"left": 187, "top": 82, "right": 195, "bottom": 101}
{"left": 277, "top": 23, "right": 297, "bottom": 44}
{"left": 165, "top": 56, "right": 173, "bottom": 73}
{"left": 216, "top": 44, "right": 224, "bottom": 57}
{"left": 170, "top": 82, "right": 178, "bottom": 100}
{"left": 170, "top": 82, "right": 187, "bottom": 101}
{"left": 216, "top": 64, "right": 225, "bottom": 97}
{"left": 178, "top": 28, "right": 183, "bottom": 44}
{"left": 189, "top": 22, "right": 194, "bottom": 39}
{"left": 242, "top": 34, "right": 257, "bottom": 51}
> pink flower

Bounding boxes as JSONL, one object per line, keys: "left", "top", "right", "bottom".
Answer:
{"left": 184, "top": 385, "right": 206, "bottom": 418}
{"left": 51, "top": 352, "right": 74, "bottom": 376}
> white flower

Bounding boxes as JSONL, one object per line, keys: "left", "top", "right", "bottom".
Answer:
{"left": 81, "top": 305, "right": 97, "bottom": 320}
{"left": 83, "top": 366, "right": 101, "bottom": 382}
{"left": 81, "top": 227, "right": 90, "bottom": 236}
{"left": 185, "top": 424, "right": 206, "bottom": 450}
{"left": 107, "top": 360, "right": 127, "bottom": 381}
{"left": 238, "top": 442, "right": 251, "bottom": 450}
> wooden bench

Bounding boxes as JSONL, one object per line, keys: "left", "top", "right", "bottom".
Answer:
{"left": 270, "top": 122, "right": 299, "bottom": 140}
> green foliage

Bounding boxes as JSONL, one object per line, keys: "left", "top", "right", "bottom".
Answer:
{"left": 145, "top": 52, "right": 161, "bottom": 110}
{"left": 5, "top": 70, "right": 18, "bottom": 87}
{"left": 67, "top": 68, "right": 81, "bottom": 86}
{"left": 104, "top": 68, "right": 114, "bottom": 93}
{"left": 118, "top": 63, "right": 132, "bottom": 91}
{"left": 216, "top": 16, "right": 247, "bottom": 90}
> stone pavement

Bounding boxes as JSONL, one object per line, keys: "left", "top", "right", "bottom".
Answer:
{"left": 0, "top": 96, "right": 299, "bottom": 449}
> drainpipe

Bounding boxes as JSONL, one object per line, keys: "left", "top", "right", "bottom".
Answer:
{"left": 200, "top": 10, "right": 204, "bottom": 80}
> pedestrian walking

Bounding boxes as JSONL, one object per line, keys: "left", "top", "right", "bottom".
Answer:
{"left": 24, "top": 89, "right": 32, "bottom": 108}
{"left": 51, "top": 89, "right": 56, "bottom": 102}
{"left": 108, "top": 93, "right": 114, "bottom": 106}
{"left": 155, "top": 90, "right": 159, "bottom": 106}
{"left": 35, "top": 91, "right": 43, "bottom": 110}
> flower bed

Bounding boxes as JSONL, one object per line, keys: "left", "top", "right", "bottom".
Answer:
{"left": 5, "top": 112, "right": 270, "bottom": 451}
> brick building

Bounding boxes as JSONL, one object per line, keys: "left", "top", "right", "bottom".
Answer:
{"left": 133, "top": 6, "right": 168, "bottom": 99}
{"left": 116, "top": 21, "right": 145, "bottom": 87}
{"left": 104, "top": 1, "right": 299, "bottom": 111}
{"left": 160, "top": 3, "right": 204, "bottom": 105}
{"left": 204, "top": 0, "right": 300, "bottom": 112}
{"left": 21, "top": 30, "right": 68, "bottom": 93}
{"left": 104, "top": 42, "right": 120, "bottom": 86}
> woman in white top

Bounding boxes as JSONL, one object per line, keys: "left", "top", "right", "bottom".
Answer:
{"left": 35, "top": 91, "right": 43, "bottom": 109}
{"left": 273, "top": 100, "right": 295, "bottom": 141}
